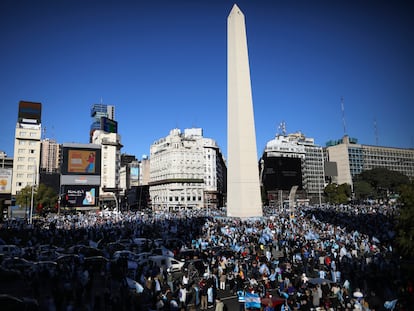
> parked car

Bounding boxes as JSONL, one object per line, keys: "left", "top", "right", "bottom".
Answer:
{"left": 148, "top": 255, "right": 184, "bottom": 273}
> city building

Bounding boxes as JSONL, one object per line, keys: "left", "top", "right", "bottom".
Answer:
{"left": 202, "top": 138, "right": 227, "bottom": 209}
{"left": 40, "top": 138, "right": 61, "bottom": 173}
{"left": 0, "top": 151, "right": 13, "bottom": 208}
{"left": 0, "top": 151, "right": 13, "bottom": 170}
{"left": 89, "top": 103, "right": 115, "bottom": 142}
{"left": 11, "top": 101, "right": 42, "bottom": 196}
{"left": 259, "top": 128, "right": 325, "bottom": 206}
{"left": 89, "top": 103, "right": 122, "bottom": 208}
{"left": 91, "top": 130, "right": 122, "bottom": 206}
{"left": 119, "top": 154, "right": 150, "bottom": 210}
{"left": 149, "top": 128, "right": 226, "bottom": 210}
{"left": 326, "top": 135, "right": 414, "bottom": 189}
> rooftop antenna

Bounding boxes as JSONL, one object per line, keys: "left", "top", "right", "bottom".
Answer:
{"left": 42, "top": 126, "right": 46, "bottom": 139}
{"left": 51, "top": 125, "right": 55, "bottom": 141}
{"left": 341, "top": 96, "right": 347, "bottom": 135}
{"left": 278, "top": 121, "right": 286, "bottom": 136}
{"left": 374, "top": 117, "right": 379, "bottom": 145}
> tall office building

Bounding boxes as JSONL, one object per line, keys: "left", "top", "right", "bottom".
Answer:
{"left": 40, "top": 138, "right": 60, "bottom": 173}
{"left": 260, "top": 130, "right": 325, "bottom": 206}
{"left": 326, "top": 135, "right": 414, "bottom": 188}
{"left": 11, "top": 101, "right": 42, "bottom": 196}
{"left": 89, "top": 103, "right": 122, "bottom": 206}
{"left": 90, "top": 103, "right": 115, "bottom": 142}
{"left": 227, "top": 4, "right": 262, "bottom": 217}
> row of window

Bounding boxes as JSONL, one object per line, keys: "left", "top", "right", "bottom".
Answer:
{"left": 18, "top": 131, "right": 38, "bottom": 138}
{"left": 18, "top": 141, "right": 37, "bottom": 146}
{"left": 16, "top": 157, "right": 37, "bottom": 163}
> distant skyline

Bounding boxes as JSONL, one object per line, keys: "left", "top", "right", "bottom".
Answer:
{"left": 1, "top": 0, "right": 413, "bottom": 160}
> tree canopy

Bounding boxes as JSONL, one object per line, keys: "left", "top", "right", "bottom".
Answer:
{"left": 324, "top": 183, "right": 351, "bottom": 204}
{"left": 396, "top": 182, "right": 414, "bottom": 259}
{"left": 15, "top": 183, "right": 58, "bottom": 215}
{"left": 354, "top": 168, "right": 410, "bottom": 201}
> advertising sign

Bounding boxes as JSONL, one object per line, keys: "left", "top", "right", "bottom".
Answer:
{"left": 18, "top": 101, "right": 42, "bottom": 123}
{"left": 0, "top": 168, "right": 12, "bottom": 193}
{"left": 63, "top": 185, "right": 99, "bottom": 207}
{"left": 61, "top": 146, "right": 101, "bottom": 175}
{"left": 262, "top": 155, "right": 303, "bottom": 190}
{"left": 100, "top": 117, "right": 118, "bottom": 134}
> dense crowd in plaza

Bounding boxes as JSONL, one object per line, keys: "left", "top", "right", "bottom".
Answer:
{"left": 0, "top": 203, "right": 412, "bottom": 311}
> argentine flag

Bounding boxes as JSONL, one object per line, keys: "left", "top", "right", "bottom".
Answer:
{"left": 245, "top": 292, "right": 261, "bottom": 309}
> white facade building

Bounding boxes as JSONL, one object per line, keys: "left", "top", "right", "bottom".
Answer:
{"left": 92, "top": 130, "right": 122, "bottom": 202}
{"left": 12, "top": 121, "right": 41, "bottom": 196}
{"left": 260, "top": 131, "right": 325, "bottom": 205}
{"left": 149, "top": 128, "right": 225, "bottom": 210}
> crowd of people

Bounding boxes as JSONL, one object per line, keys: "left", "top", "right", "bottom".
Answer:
{"left": 0, "top": 203, "right": 412, "bottom": 311}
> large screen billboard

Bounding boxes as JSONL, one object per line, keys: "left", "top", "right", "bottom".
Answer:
{"left": 61, "top": 147, "right": 101, "bottom": 175}
{"left": 100, "top": 117, "right": 118, "bottom": 133}
{"left": 62, "top": 185, "right": 99, "bottom": 207}
{"left": 261, "top": 155, "right": 302, "bottom": 191}
{"left": 18, "top": 101, "right": 42, "bottom": 124}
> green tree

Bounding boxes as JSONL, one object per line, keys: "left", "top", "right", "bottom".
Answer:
{"left": 356, "top": 168, "right": 409, "bottom": 200}
{"left": 396, "top": 182, "right": 414, "bottom": 259}
{"left": 35, "top": 183, "right": 58, "bottom": 214}
{"left": 15, "top": 184, "right": 58, "bottom": 215}
{"left": 15, "top": 185, "right": 35, "bottom": 210}
{"left": 324, "top": 183, "right": 351, "bottom": 204}
{"left": 353, "top": 180, "right": 374, "bottom": 201}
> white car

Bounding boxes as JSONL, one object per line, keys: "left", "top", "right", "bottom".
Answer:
{"left": 148, "top": 255, "right": 184, "bottom": 273}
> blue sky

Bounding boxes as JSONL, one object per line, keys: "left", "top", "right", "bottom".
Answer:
{"left": 1, "top": 0, "right": 413, "bottom": 160}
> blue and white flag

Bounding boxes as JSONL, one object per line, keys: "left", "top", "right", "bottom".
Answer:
{"left": 245, "top": 292, "right": 261, "bottom": 309}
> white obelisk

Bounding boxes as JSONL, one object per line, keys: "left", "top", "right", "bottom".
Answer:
{"left": 227, "top": 4, "right": 262, "bottom": 218}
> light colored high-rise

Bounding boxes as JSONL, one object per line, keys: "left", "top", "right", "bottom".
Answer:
{"left": 40, "top": 138, "right": 60, "bottom": 173}
{"left": 12, "top": 101, "right": 42, "bottom": 196}
{"left": 91, "top": 130, "right": 122, "bottom": 202}
{"left": 227, "top": 4, "right": 262, "bottom": 217}
{"left": 90, "top": 103, "right": 115, "bottom": 142}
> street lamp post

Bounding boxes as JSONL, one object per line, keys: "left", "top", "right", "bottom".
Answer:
{"left": 29, "top": 161, "right": 36, "bottom": 225}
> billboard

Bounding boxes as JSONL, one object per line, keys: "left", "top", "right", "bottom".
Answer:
{"left": 18, "top": 101, "right": 42, "bottom": 124}
{"left": 61, "top": 147, "right": 101, "bottom": 175}
{"left": 100, "top": 117, "right": 118, "bottom": 134}
{"left": 261, "top": 155, "right": 302, "bottom": 191}
{"left": 0, "top": 168, "right": 12, "bottom": 194}
{"left": 62, "top": 185, "right": 99, "bottom": 207}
